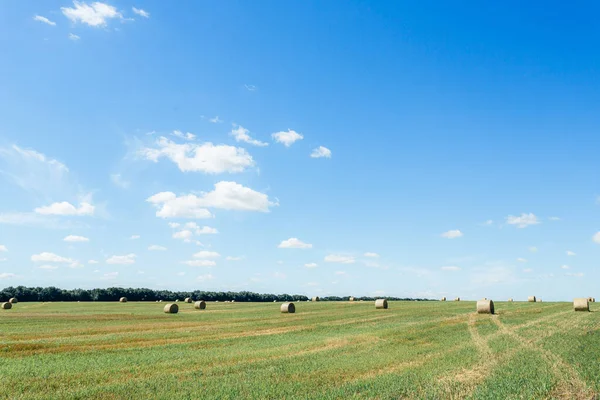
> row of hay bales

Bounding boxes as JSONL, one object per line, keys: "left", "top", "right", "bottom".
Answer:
{"left": 1, "top": 297, "right": 18, "bottom": 309}
{"left": 475, "top": 297, "right": 596, "bottom": 314}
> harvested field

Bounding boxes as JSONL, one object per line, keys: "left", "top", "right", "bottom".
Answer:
{"left": 0, "top": 301, "right": 598, "bottom": 399}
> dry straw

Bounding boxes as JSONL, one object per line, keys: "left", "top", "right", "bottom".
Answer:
{"left": 281, "top": 302, "right": 295, "bottom": 313}
{"left": 375, "top": 299, "right": 388, "bottom": 309}
{"left": 163, "top": 303, "right": 178, "bottom": 314}
{"left": 119, "top": 297, "right": 127, "bottom": 303}
{"left": 477, "top": 299, "right": 494, "bottom": 314}
{"left": 574, "top": 298, "right": 589, "bottom": 312}
{"left": 528, "top": 296, "right": 536, "bottom": 302}
{"left": 312, "top": 296, "right": 320, "bottom": 302}
{"left": 194, "top": 300, "right": 206, "bottom": 310}
{"left": 185, "top": 297, "right": 192, "bottom": 303}
{"left": 9, "top": 298, "right": 18, "bottom": 304}
{"left": 1, "top": 302, "right": 12, "bottom": 310}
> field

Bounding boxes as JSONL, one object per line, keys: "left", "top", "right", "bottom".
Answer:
{"left": 1, "top": 301, "right": 599, "bottom": 399}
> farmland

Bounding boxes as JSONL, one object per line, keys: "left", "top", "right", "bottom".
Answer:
{"left": 1, "top": 301, "right": 599, "bottom": 399}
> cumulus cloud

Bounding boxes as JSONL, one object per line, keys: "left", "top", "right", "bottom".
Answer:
{"left": 593, "top": 232, "right": 600, "bottom": 244}
{"left": 148, "top": 245, "right": 167, "bottom": 251}
{"left": 506, "top": 213, "right": 540, "bottom": 228}
{"left": 364, "top": 252, "right": 379, "bottom": 258}
{"left": 168, "top": 222, "right": 180, "bottom": 228}
{"left": 64, "top": 235, "right": 89, "bottom": 242}
{"left": 173, "top": 230, "right": 194, "bottom": 242}
{"left": 183, "top": 260, "right": 216, "bottom": 267}
{"left": 61, "top": 1, "right": 122, "bottom": 27}
{"left": 68, "top": 33, "right": 80, "bottom": 41}
{"left": 147, "top": 181, "right": 276, "bottom": 218}
{"left": 278, "top": 238, "right": 312, "bottom": 249}
{"left": 196, "top": 226, "right": 218, "bottom": 234}
{"left": 39, "top": 265, "right": 59, "bottom": 270}
{"left": 304, "top": 263, "right": 318, "bottom": 268}
{"left": 197, "top": 273, "right": 214, "bottom": 282}
{"left": 110, "top": 173, "right": 130, "bottom": 189}
{"left": 130, "top": 235, "right": 140, "bottom": 240}
{"left": 566, "top": 250, "right": 576, "bottom": 256}
{"left": 140, "top": 136, "right": 254, "bottom": 174}
{"left": 0, "top": 273, "right": 17, "bottom": 279}
{"left": 441, "top": 266, "right": 461, "bottom": 271}
{"left": 230, "top": 125, "right": 268, "bottom": 147}
{"left": 209, "top": 116, "right": 222, "bottom": 123}
{"left": 171, "top": 130, "right": 196, "bottom": 141}
{"left": 517, "top": 258, "right": 527, "bottom": 263}
{"left": 441, "top": 230, "right": 463, "bottom": 239}
{"left": 272, "top": 129, "right": 303, "bottom": 147}
{"left": 31, "top": 252, "right": 74, "bottom": 263}
{"left": 34, "top": 15, "right": 56, "bottom": 26}
{"left": 561, "top": 265, "right": 570, "bottom": 269}
{"left": 0, "top": 245, "right": 6, "bottom": 252}
{"left": 310, "top": 146, "right": 331, "bottom": 158}
{"left": 35, "top": 201, "right": 94, "bottom": 216}
{"left": 324, "top": 255, "right": 355, "bottom": 264}
{"left": 106, "top": 254, "right": 136, "bottom": 265}
{"left": 131, "top": 7, "right": 149, "bottom": 18}
{"left": 193, "top": 251, "right": 220, "bottom": 259}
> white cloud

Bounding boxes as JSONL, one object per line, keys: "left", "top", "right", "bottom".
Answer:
{"left": 168, "top": 222, "right": 180, "bottom": 228}
{"left": 171, "top": 130, "right": 196, "bottom": 141}
{"left": 61, "top": 1, "right": 122, "bottom": 27}
{"left": 209, "top": 116, "right": 222, "bottom": 123}
{"left": 523, "top": 268, "right": 533, "bottom": 273}
{"left": 64, "top": 235, "right": 89, "bottom": 242}
{"left": 230, "top": 125, "right": 268, "bottom": 147}
{"left": 193, "top": 251, "right": 220, "bottom": 259}
{"left": 148, "top": 245, "right": 167, "bottom": 251}
{"left": 506, "top": 213, "right": 540, "bottom": 228}
{"left": 34, "top": 15, "right": 56, "bottom": 26}
{"left": 566, "top": 272, "right": 584, "bottom": 277}
{"left": 517, "top": 258, "right": 527, "bottom": 263}
{"left": 272, "top": 130, "right": 303, "bottom": 147}
{"left": 173, "top": 230, "right": 194, "bottom": 242}
{"left": 324, "top": 254, "right": 356, "bottom": 264}
{"left": 197, "top": 273, "right": 214, "bottom": 282}
{"left": 131, "top": 7, "right": 149, "bottom": 18}
{"left": 88, "top": 260, "right": 99, "bottom": 264}
{"left": 273, "top": 272, "right": 286, "bottom": 279}
{"left": 0, "top": 273, "right": 17, "bottom": 279}
{"left": 529, "top": 246, "right": 538, "bottom": 253}
{"left": 176, "top": 272, "right": 185, "bottom": 276}
{"left": 106, "top": 254, "right": 136, "bottom": 265}
{"left": 441, "top": 266, "right": 461, "bottom": 271}
{"left": 441, "top": 230, "right": 463, "bottom": 239}
{"left": 39, "top": 265, "right": 59, "bottom": 270}
{"left": 31, "top": 252, "right": 74, "bottom": 263}
{"left": 103, "top": 271, "right": 118, "bottom": 279}
{"left": 278, "top": 238, "right": 312, "bottom": 249}
{"left": 0, "top": 258, "right": 6, "bottom": 262}
{"left": 68, "top": 33, "right": 80, "bottom": 41}
{"left": 482, "top": 220, "right": 494, "bottom": 226}
{"left": 183, "top": 260, "right": 216, "bottom": 267}
{"left": 130, "top": 235, "right": 140, "bottom": 240}
{"left": 244, "top": 84, "right": 257, "bottom": 91}
{"left": 140, "top": 136, "right": 254, "bottom": 174}
{"left": 334, "top": 271, "right": 346, "bottom": 275}
{"left": 226, "top": 256, "right": 243, "bottom": 261}
{"left": 110, "top": 173, "right": 129, "bottom": 189}
{"left": 196, "top": 226, "right": 218, "bottom": 235}
{"left": 593, "top": 232, "right": 600, "bottom": 244}
{"left": 561, "top": 265, "right": 570, "bottom": 269}
{"left": 305, "top": 263, "right": 318, "bottom": 268}
{"left": 147, "top": 182, "right": 276, "bottom": 218}
{"left": 364, "top": 252, "right": 379, "bottom": 258}
{"left": 35, "top": 201, "right": 94, "bottom": 216}
{"left": 310, "top": 146, "right": 332, "bottom": 158}
{"left": 0, "top": 245, "right": 6, "bottom": 252}
{"left": 548, "top": 216, "right": 560, "bottom": 221}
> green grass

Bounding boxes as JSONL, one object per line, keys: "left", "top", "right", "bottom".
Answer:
{"left": 0, "top": 301, "right": 598, "bottom": 399}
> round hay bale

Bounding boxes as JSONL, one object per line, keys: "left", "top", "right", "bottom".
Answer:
{"left": 273, "top": 300, "right": 277, "bottom": 302}
{"left": 194, "top": 300, "right": 206, "bottom": 310}
{"left": 593, "top": 298, "right": 596, "bottom": 303}
{"left": 184, "top": 297, "right": 192, "bottom": 303}
{"left": 574, "top": 298, "right": 589, "bottom": 312}
{"left": 311, "top": 296, "right": 320, "bottom": 302}
{"left": 9, "top": 297, "right": 18, "bottom": 304}
{"left": 159, "top": 300, "right": 163, "bottom": 302}
{"left": 528, "top": 296, "right": 536, "bottom": 302}
{"left": 454, "top": 297, "right": 460, "bottom": 301}
{"left": 1, "top": 302, "right": 12, "bottom": 310}
{"left": 280, "top": 302, "right": 295, "bottom": 313}
{"left": 441, "top": 297, "right": 446, "bottom": 301}
{"left": 163, "top": 303, "right": 178, "bottom": 314}
{"left": 476, "top": 299, "right": 494, "bottom": 314}
{"left": 119, "top": 297, "right": 127, "bottom": 303}
{"left": 537, "top": 299, "right": 542, "bottom": 303}
{"left": 175, "top": 299, "right": 179, "bottom": 302}
{"left": 508, "top": 298, "right": 513, "bottom": 302}
{"left": 375, "top": 299, "right": 388, "bottom": 309}
{"left": 349, "top": 297, "right": 355, "bottom": 302}
{"left": 231, "top": 300, "right": 235, "bottom": 303}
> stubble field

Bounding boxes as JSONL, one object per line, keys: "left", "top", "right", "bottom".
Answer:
{"left": 0, "top": 301, "right": 599, "bottom": 399}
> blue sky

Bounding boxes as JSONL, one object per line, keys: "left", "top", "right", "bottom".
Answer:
{"left": 1, "top": 1, "right": 599, "bottom": 300}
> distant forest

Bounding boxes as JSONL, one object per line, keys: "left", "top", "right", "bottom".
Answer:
{"left": 0, "top": 286, "right": 432, "bottom": 303}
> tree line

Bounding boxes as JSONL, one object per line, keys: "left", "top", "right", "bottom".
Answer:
{"left": 0, "top": 286, "right": 431, "bottom": 303}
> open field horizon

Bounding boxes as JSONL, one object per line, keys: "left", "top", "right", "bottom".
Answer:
{"left": 2, "top": 301, "right": 599, "bottom": 399}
